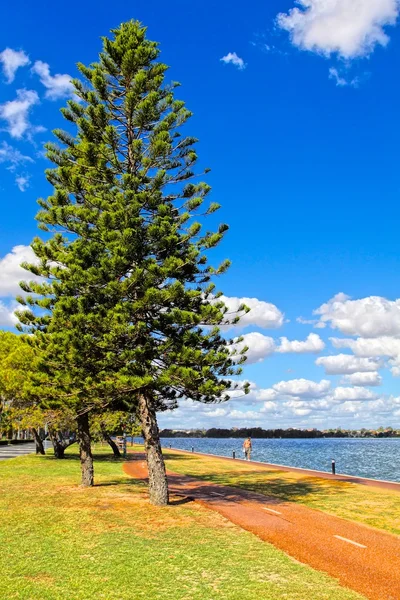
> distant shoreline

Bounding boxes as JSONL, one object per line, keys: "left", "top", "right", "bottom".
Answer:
{"left": 160, "top": 435, "right": 400, "bottom": 439}
{"left": 160, "top": 427, "right": 400, "bottom": 439}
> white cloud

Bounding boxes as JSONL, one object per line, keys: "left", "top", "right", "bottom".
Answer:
{"left": 0, "top": 301, "right": 17, "bottom": 327}
{"left": 333, "top": 401, "right": 362, "bottom": 415}
{"left": 31, "top": 60, "right": 74, "bottom": 100}
{"left": 277, "top": 0, "right": 400, "bottom": 59}
{"left": 314, "top": 293, "right": 400, "bottom": 337}
{"left": 221, "top": 295, "right": 284, "bottom": 329}
{"left": 220, "top": 52, "right": 246, "bottom": 70}
{"left": 233, "top": 332, "right": 275, "bottom": 364}
{"left": 0, "top": 89, "right": 40, "bottom": 138}
{"left": 316, "top": 353, "right": 382, "bottom": 374}
{"left": 228, "top": 382, "right": 279, "bottom": 404}
{"left": 284, "top": 398, "right": 332, "bottom": 411}
{"left": 272, "top": 378, "right": 331, "bottom": 398}
{"left": 341, "top": 371, "right": 382, "bottom": 386}
{"left": 255, "top": 388, "right": 279, "bottom": 402}
{"left": 328, "top": 67, "right": 360, "bottom": 87}
{"left": 332, "top": 396, "right": 394, "bottom": 418}
{"left": 15, "top": 175, "right": 30, "bottom": 192}
{"left": 203, "top": 408, "right": 228, "bottom": 418}
{"left": 228, "top": 409, "right": 263, "bottom": 421}
{"left": 232, "top": 331, "right": 324, "bottom": 364}
{"left": 388, "top": 358, "right": 400, "bottom": 377}
{"left": 281, "top": 386, "right": 377, "bottom": 417}
{"left": 0, "top": 141, "right": 33, "bottom": 171}
{"left": 278, "top": 332, "right": 325, "bottom": 353}
{"left": 331, "top": 334, "right": 400, "bottom": 377}
{"left": 329, "top": 67, "right": 347, "bottom": 86}
{"left": 307, "top": 399, "right": 332, "bottom": 410}
{"left": 331, "top": 335, "right": 400, "bottom": 357}
{"left": 158, "top": 382, "right": 400, "bottom": 429}
{"left": 391, "top": 396, "right": 400, "bottom": 407}
{"left": 293, "top": 408, "right": 312, "bottom": 416}
{"left": 0, "top": 245, "right": 39, "bottom": 296}
{"left": 260, "top": 401, "right": 278, "bottom": 413}
{"left": 297, "top": 316, "right": 317, "bottom": 325}
{"left": 0, "top": 48, "right": 30, "bottom": 83}
{"left": 330, "top": 386, "right": 377, "bottom": 402}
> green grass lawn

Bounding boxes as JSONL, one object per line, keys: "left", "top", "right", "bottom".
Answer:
{"left": 0, "top": 448, "right": 365, "bottom": 600}
{"left": 162, "top": 450, "right": 400, "bottom": 536}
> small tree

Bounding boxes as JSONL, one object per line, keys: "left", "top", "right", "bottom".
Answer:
{"left": 0, "top": 332, "right": 77, "bottom": 455}
{"left": 0, "top": 332, "right": 38, "bottom": 441}
{"left": 0, "top": 332, "right": 35, "bottom": 401}
{"left": 8, "top": 407, "right": 46, "bottom": 454}
{"left": 91, "top": 410, "right": 138, "bottom": 457}
{"left": 18, "top": 21, "right": 248, "bottom": 503}
{"left": 46, "top": 409, "right": 77, "bottom": 458}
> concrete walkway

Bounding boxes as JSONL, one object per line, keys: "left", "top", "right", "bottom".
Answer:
{"left": 0, "top": 442, "right": 35, "bottom": 460}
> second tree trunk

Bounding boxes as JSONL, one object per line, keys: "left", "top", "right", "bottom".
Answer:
{"left": 77, "top": 412, "right": 94, "bottom": 487}
{"left": 138, "top": 393, "right": 169, "bottom": 506}
{"left": 32, "top": 428, "right": 45, "bottom": 455}
{"left": 102, "top": 428, "right": 121, "bottom": 458}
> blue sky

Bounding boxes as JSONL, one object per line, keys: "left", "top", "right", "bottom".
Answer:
{"left": 1, "top": 0, "right": 400, "bottom": 430}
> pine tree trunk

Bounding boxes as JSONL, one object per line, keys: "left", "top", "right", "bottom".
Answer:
{"left": 54, "top": 444, "right": 65, "bottom": 459}
{"left": 138, "top": 393, "right": 169, "bottom": 506}
{"left": 32, "top": 428, "right": 45, "bottom": 455}
{"left": 49, "top": 430, "right": 66, "bottom": 458}
{"left": 102, "top": 430, "right": 121, "bottom": 457}
{"left": 77, "top": 412, "right": 94, "bottom": 487}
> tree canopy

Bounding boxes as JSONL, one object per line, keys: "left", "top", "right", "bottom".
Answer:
{"left": 17, "top": 20, "right": 248, "bottom": 503}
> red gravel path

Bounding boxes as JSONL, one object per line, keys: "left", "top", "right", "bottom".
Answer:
{"left": 124, "top": 453, "right": 400, "bottom": 600}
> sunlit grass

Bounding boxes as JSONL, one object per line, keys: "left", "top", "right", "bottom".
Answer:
{"left": 162, "top": 450, "right": 400, "bottom": 536}
{"left": 0, "top": 447, "right": 364, "bottom": 599}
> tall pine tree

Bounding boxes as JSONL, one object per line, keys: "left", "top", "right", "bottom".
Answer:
{"left": 18, "top": 21, "right": 249, "bottom": 504}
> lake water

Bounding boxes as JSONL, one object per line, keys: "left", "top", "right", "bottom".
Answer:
{"left": 158, "top": 437, "right": 400, "bottom": 483}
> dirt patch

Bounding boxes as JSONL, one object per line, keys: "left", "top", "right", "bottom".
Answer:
{"left": 24, "top": 573, "right": 55, "bottom": 585}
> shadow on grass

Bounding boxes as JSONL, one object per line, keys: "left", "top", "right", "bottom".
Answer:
{"left": 94, "top": 479, "right": 144, "bottom": 488}
{"left": 235, "top": 476, "right": 321, "bottom": 501}
{"left": 40, "top": 452, "right": 147, "bottom": 492}
{"left": 161, "top": 452, "right": 348, "bottom": 504}
{"left": 169, "top": 496, "right": 194, "bottom": 506}
{"left": 46, "top": 449, "right": 348, "bottom": 506}
{"left": 43, "top": 453, "right": 127, "bottom": 463}
{"left": 162, "top": 453, "right": 198, "bottom": 462}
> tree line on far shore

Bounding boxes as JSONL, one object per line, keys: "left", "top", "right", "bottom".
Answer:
{"left": 159, "top": 427, "right": 400, "bottom": 439}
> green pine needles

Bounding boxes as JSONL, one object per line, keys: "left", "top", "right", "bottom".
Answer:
{"left": 17, "top": 21, "right": 249, "bottom": 503}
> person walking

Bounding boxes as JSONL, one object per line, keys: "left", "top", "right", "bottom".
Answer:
{"left": 243, "top": 437, "right": 252, "bottom": 461}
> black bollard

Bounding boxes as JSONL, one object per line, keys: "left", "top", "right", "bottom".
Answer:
{"left": 332, "top": 459, "right": 336, "bottom": 475}
{"left": 233, "top": 451, "right": 236, "bottom": 459}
